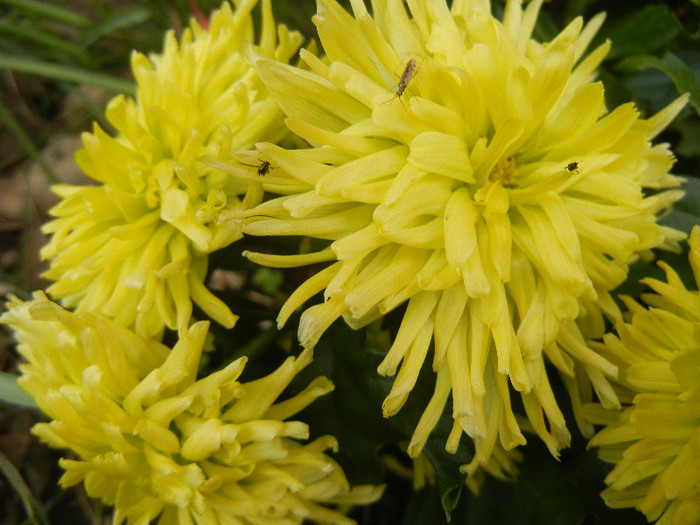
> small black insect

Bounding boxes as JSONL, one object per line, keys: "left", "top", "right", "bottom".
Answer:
{"left": 257, "top": 160, "right": 271, "bottom": 176}
{"left": 566, "top": 161, "right": 579, "bottom": 173}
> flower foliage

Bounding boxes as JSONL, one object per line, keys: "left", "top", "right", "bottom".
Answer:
{"left": 0, "top": 292, "right": 382, "bottom": 525}
{"left": 2, "top": 0, "right": 695, "bottom": 523}
{"left": 409, "top": 443, "right": 522, "bottom": 496}
{"left": 587, "top": 225, "right": 700, "bottom": 525}
{"left": 40, "top": 0, "right": 304, "bottom": 338}
{"left": 212, "top": 0, "right": 688, "bottom": 470}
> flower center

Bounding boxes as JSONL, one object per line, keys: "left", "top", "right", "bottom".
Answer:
{"left": 488, "top": 156, "right": 518, "bottom": 185}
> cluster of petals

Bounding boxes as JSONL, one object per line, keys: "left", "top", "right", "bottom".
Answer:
{"left": 212, "top": 0, "right": 688, "bottom": 469}
{"left": 586, "top": 225, "right": 700, "bottom": 525}
{"left": 40, "top": 0, "right": 304, "bottom": 338}
{"left": 1, "top": 292, "right": 382, "bottom": 525}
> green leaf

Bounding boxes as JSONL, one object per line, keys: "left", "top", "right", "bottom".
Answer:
{"left": 602, "top": 5, "right": 682, "bottom": 60}
{"left": 597, "top": 67, "right": 633, "bottom": 111}
{"left": 425, "top": 442, "right": 465, "bottom": 520}
{"left": 78, "top": 7, "right": 152, "bottom": 48}
{"left": 293, "top": 320, "right": 472, "bottom": 519}
{"left": 454, "top": 372, "right": 648, "bottom": 525}
{"left": 0, "top": 21, "right": 91, "bottom": 62}
{"left": 0, "top": 0, "right": 90, "bottom": 26}
{"left": 402, "top": 484, "right": 463, "bottom": 525}
{"left": 675, "top": 117, "right": 700, "bottom": 158}
{"left": 293, "top": 321, "right": 402, "bottom": 484}
{"left": 0, "top": 372, "right": 36, "bottom": 408}
{"left": 661, "top": 176, "right": 700, "bottom": 236}
{"left": 457, "top": 439, "right": 647, "bottom": 525}
{"left": 618, "top": 53, "right": 700, "bottom": 115}
{"left": 0, "top": 54, "right": 135, "bottom": 95}
{"left": 614, "top": 178, "right": 700, "bottom": 300}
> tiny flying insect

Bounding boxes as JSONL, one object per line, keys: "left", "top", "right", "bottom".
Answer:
{"left": 395, "top": 58, "right": 417, "bottom": 99}
{"left": 257, "top": 159, "right": 271, "bottom": 176}
{"left": 565, "top": 161, "right": 579, "bottom": 173}
{"left": 386, "top": 57, "right": 422, "bottom": 108}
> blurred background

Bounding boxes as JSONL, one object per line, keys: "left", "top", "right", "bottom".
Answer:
{"left": 0, "top": 0, "right": 697, "bottom": 524}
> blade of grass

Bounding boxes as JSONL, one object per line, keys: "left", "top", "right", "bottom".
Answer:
{"left": 0, "top": 54, "right": 135, "bottom": 95}
{"left": 0, "top": 372, "right": 37, "bottom": 408}
{"left": 79, "top": 7, "right": 152, "bottom": 48}
{"left": 0, "top": 98, "right": 57, "bottom": 183}
{"left": 0, "top": 0, "right": 90, "bottom": 27}
{"left": 0, "top": 22, "right": 91, "bottom": 63}
{"left": 59, "top": 82, "right": 115, "bottom": 135}
{"left": 0, "top": 449, "right": 50, "bottom": 525}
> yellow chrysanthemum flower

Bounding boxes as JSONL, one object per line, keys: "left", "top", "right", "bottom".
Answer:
{"left": 586, "top": 225, "right": 700, "bottom": 525}
{"left": 41, "top": 0, "right": 304, "bottom": 338}
{"left": 212, "top": 0, "right": 688, "bottom": 469}
{"left": 1, "top": 292, "right": 383, "bottom": 525}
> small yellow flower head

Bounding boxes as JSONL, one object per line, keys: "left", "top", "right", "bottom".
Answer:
{"left": 587, "top": 225, "right": 700, "bottom": 525}
{"left": 1, "top": 292, "right": 382, "bottom": 525}
{"left": 41, "top": 0, "right": 304, "bottom": 338}
{"left": 222, "top": 0, "right": 688, "bottom": 467}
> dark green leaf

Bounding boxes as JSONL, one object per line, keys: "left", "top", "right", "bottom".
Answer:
{"left": 457, "top": 439, "right": 647, "bottom": 525}
{"left": 456, "top": 372, "right": 648, "bottom": 525}
{"left": 597, "top": 68, "right": 633, "bottom": 110}
{"left": 615, "top": 245, "right": 695, "bottom": 308}
{"left": 602, "top": 5, "right": 682, "bottom": 60}
{"left": 661, "top": 176, "right": 700, "bottom": 236}
{"left": 675, "top": 117, "right": 700, "bottom": 159}
{"left": 402, "top": 484, "right": 460, "bottom": 525}
{"left": 428, "top": 446, "right": 465, "bottom": 520}
{"left": 614, "top": 178, "right": 699, "bottom": 299}
{"left": 293, "top": 320, "right": 472, "bottom": 519}
{"left": 618, "top": 53, "right": 700, "bottom": 115}
{"left": 618, "top": 68, "right": 678, "bottom": 117}
{"left": 292, "top": 321, "right": 403, "bottom": 484}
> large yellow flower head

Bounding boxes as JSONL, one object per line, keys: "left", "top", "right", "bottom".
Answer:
{"left": 214, "top": 0, "right": 688, "bottom": 469}
{"left": 0, "top": 292, "right": 382, "bottom": 525}
{"left": 587, "top": 225, "right": 700, "bottom": 525}
{"left": 41, "top": 0, "right": 304, "bottom": 338}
